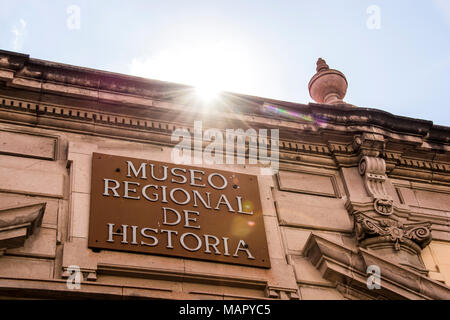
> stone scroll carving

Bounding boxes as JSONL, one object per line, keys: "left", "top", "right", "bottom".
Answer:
{"left": 353, "top": 211, "right": 432, "bottom": 275}
{"left": 358, "top": 156, "right": 393, "bottom": 215}
{"left": 354, "top": 212, "right": 432, "bottom": 251}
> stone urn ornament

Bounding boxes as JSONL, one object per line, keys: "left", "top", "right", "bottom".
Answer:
{"left": 308, "top": 58, "right": 348, "bottom": 104}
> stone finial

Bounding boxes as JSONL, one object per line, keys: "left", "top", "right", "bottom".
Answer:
{"left": 308, "top": 58, "right": 348, "bottom": 104}
{"left": 316, "top": 58, "right": 329, "bottom": 72}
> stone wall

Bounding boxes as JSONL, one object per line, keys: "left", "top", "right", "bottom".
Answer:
{"left": 1, "top": 119, "right": 448, "bottom": 299}
{"left": 0, "top": 50, "right": 449, "bottom": 299}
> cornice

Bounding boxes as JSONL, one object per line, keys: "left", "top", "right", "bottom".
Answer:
{"left": 0, "top": 50, "right": 448, "bottom": 140}
{"left": 1, "top": 93, "right": 450, "bottom": 183}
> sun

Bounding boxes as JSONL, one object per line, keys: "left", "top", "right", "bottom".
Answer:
{"left": 195, "top": 83, "right": 220, "bottom": 103}
{"left": 129, "top": 40, "right": 259, "bottom": 107}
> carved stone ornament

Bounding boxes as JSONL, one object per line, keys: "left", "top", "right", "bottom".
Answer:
{"left": 353, "top": 211, "right": 432, "bottom": 275}
{"left": 354, "top": 212, "right": 432, "bottom": 251}
{"left": 308, "top": 58, "right": 348, "bottom": 104}
{"left": 358, "top": 155, "right": 393, "bottom": 215}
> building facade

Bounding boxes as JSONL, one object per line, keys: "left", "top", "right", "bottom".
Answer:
{"left": 0, "top": 49, "right": 449, "bottom": 300}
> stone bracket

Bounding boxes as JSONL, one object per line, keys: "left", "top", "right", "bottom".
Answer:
{"left": 353, "top": 133, "right": 386, "bottom": 157}
{"left": 358, "top": 156, "right": 393, "bottom": 215}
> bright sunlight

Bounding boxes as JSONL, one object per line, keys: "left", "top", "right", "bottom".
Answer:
{"left": 129, "top": 40, "right": 259, "bottom": 103}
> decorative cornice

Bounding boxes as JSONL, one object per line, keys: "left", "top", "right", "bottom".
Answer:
{"left": 353, "top": 133, "right": 386, "bottom": 157}
{"left": 0, "top": 95, "right": 336, "bottom": 166}
{"left": 0, "top": 50, "right": 449, "bottom": 140}
{"left": 1, "top": 94, "right": 449, "bottom": 183}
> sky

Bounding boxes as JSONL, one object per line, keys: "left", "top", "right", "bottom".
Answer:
{"left": 1, "top": 0, "right": 449, "bottom": 126}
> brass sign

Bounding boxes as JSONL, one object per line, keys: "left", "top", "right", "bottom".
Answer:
{"left": 88, "top": 153, "right": 271, "bottom": 268}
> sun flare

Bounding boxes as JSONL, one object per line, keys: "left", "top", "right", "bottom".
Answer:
{"left": 129, "top": 40, "right": 259, "bottom": 104}
{"left": 195, "top": 83, "right": 220, "bottom": 102}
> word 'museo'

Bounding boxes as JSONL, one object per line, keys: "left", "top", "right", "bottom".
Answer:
{"left": 88, "top": 153, "right": 270, "bottom": 268}
{"left": 103, "top": 161, "right": 252, "bottom": 214}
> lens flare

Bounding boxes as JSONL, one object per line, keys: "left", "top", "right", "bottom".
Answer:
{"left": 230, "top": 216, "right": 252, "bottom": 237}
{"left": 262, "top": 103, "right": 328, "bottom": 127}
{"left": 195, "top": 84, "right": 220, "bottom": 103}
{"left": 242, "top": 200, "right": 254, "bottom": 213}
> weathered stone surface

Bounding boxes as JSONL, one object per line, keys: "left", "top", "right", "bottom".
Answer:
{"left": 299, "top": 285, "right": 346, "bottom": 300}
{"left": 0, "top": 69, "right": 14, "bottom": 81}
{"left": 264, "top": 258, "right": 298, "bottom": 290}
{"left": 0, "top": 192, "right": 58, "bottom": 226}
{"left": 257, "top": 175, "right": 277, "bottom": 217}
{"left": 424, "top": 241, "right": 450, "bottom": 285}
{"left": 281, "top": 227, "right": 345, "bottom": 254}
{"left": 397, "top": 186, "right": 419, "bottom": 206}
{"left": 290, "top": 255, "right": 333, "bottom": 286}
{"left": 121, "top": 286, "right": 175, "bottom": 300}
{"left": 0, "top": 256, "right": 54, "bottom": 279}
{"left": 282, "top": 227, "right": 312, "bottom": 254}
{"left": 0, "top": 130, "right": 56, "bottom": 160}
{"left": 0, "top": 165, "right": 64, "bottom": 198}
{"left": 0, "top": 277, "right": 124, "bottom": 299}
{"left": 340, "top": 167, "right": 369, "bottom": 201}
{"left": 421, "top": 246, "right": 447, "bottom": 284}
{"left": 62, "top": 237, "right": 97, "bottom": 271}
{"left": 414, "top": 189, "right": 450, "bottom": 211}
{"left": 69, "top": 152, "right": 92, "bottom": 194}
{"left": 277, "top": 170, "right": 338, "bottom": 197}
{"left": 183, "top": 258, "right": 266, "bottom": 285}
{"left": 275, "top": 191, "right": 352, "bottom": 232}
{"left": 430, "top": 241, "right": 450, "bottom": 265}
{"left": 7, "top": 227, "right": 57, "bottom": 258}
{"left": 98, "top": 274, "right": 181, "bottom": 292}
{"left": 264, "top": 216, "right": 285, "bottom": 259}
{"left": 68, "top": 140, "right": 98, "bottom": 155}
{"left": 70, "top": 192, "right": 90, "bottom": 238}
{"left": 42, "top": 82, "right": 98, "bottom": 99}
{"left": 98, "top": 91, "right": 153, "bottom": 108}
{"left": 98, "top": 248, "right": 185, "bottom": 274}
